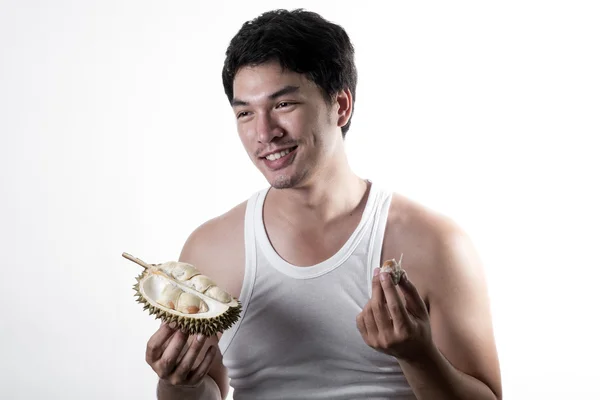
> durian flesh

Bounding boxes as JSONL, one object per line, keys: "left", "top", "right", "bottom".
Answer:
{"left": 380, "top": 255, "right": 405, "bottom": 285}
{"left": 133, "top": 261, "right": 241, "bottom": 336}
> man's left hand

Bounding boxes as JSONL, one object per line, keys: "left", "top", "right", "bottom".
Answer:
{"left": 357, "top": 267, "right": 434, "bottom": 363}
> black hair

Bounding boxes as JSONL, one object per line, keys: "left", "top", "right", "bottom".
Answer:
{"left": 222, "top": 9, "right": 358, "bottom": 138}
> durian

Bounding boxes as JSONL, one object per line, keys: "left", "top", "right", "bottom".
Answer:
{"left": 123, "top": 252, "right": 241, "bottom": 336}
{"left": 380, "top": 254, "right": 405, "bottom": 285}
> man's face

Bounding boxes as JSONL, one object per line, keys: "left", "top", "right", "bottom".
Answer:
{"left": 231, "top": 61, "right": 340, "bottom": 189}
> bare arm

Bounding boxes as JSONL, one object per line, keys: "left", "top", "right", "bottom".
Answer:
{"left": 358, "top": 215, "right": 502, "bottom": 399}
{"left": 151, "top": 205, "right": 247, "bottom": 400}
{"left": 157, "top": 373, "right": 221, "bottom": 400}
{"left": 396, "top": 226, "right": 502, "bottom": 399}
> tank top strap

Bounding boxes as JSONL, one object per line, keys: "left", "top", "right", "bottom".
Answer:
{"left": 366, "top": 185, "right": 394, "bottom": 298}
{"left": 252, "top": 181, "right": 387, "bottom": 279}
{"left": 218, "top": 188, "right": 265, "bottom": 356}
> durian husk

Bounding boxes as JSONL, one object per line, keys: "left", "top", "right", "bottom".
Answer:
{"left": 126, "top": 255, "right": 241, "bottom": 336}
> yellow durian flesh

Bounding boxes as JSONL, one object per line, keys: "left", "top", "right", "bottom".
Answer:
{"left": 176, "top": 292, "right": 208, "bottom": 314}
{"left": 185, "top": 273, "right": 231, "bottom": 302}
{"left": 156, "top": 261, "right": 179, "bottom": 275}
{"left": 204, "top": 285, "right": 232, "bottom": 303}
{"left": 187, "top": 274, "right": 216, "bottom": 292}
{"left": 156, "top": 283, "right": 183, "bottom": 310}
{"left": 132, "top": 261, "right": 241, "bottom": 336}
{"left": 167, "top": 262, "right": 201, "bottom": 281}
{"left": 380, "top": 255, "right": 405, "bottom": 285}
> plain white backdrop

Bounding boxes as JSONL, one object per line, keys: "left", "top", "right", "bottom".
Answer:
{"left": 1, "top": 1, "right": 599, "bottom": 399}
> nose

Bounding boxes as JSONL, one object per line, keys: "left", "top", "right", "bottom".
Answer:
{"left": 255, "top": 111, "right": 284, "bottom": 143}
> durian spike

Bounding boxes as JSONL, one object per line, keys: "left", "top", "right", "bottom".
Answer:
{"left": 122, "top": 252, "right": 152, "bottom": 270}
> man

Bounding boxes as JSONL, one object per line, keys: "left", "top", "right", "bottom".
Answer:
{"left": 145, "top": 9, "right": 502, "bottom": 400}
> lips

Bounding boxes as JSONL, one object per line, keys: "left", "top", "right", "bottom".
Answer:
{"left": 261, "top": 146, "right": 298, "bottom": 170}
{"left": 260, "top": 145, "right": 298, "bottom": 160}
{"left": 265, "top": 147, "right": 292, "bottom": 161}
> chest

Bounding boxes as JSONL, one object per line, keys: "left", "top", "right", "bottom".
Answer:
{"left": 222, "top": 261, "right": 388, "bottom": 372}
{"left": 263, "top": 210, "right": 364, "bottom": 267}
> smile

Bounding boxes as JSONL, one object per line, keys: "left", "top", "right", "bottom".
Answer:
{"left": 265, "top": 148, "right": 292, "bottom": 161}
{"left": 261, "top": 146, "right": 298, "bottom": 170}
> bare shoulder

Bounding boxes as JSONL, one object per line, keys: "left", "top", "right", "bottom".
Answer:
{"left": 382, "top": 192, "right": 479, "bottom": 301}
{"left": 383, "top": 192, "right": 502, "bottom": 398}
{"left": 174, "top": 201, "right": 247, "bottom": 400}
{"left": 178, "top": 200, "right": 247, "bottom": 299}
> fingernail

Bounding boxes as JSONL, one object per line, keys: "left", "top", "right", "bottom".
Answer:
{"left": 196, "top": 334, "right": 204, "bottom": 342}
{"left": 168, "top": 322, "right": 177, "bottom": 329}
{"left": 379, "top": 272, "right": 388, "bottom": 281}
{"left": 373, "top": 268, "right": 380, "bottom": 277}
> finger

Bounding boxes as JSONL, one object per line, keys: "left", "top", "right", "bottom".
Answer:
{"left": 176, "top": 334, "right": 195, "bottom": 365}
{"left": 188, "top": 345, "right": 217, "bottom": 384}
{"left": 146, "top": 323, "right": 177, "bottom": 364}
{"left": 379, "top": 270, "right": 411, "bottom": 328}
{"left": 172, "top": 335, "right": 208, "bottom": 379}
{"left": 160, "top": 322, "right": 185, "bottom": 354}
{"left": 190, "top": 336, "right": 218, "bottom": 371}
{"left": 356, "top": 313, "right": 368, "bottom": 339}
{"left": 157, "top": 330, "right": 189, "bottom": 376}
{"left": 370, "top": 269, "right": 390, "bottom": 327}
{"left": 191, "top": 336, "right": 211, "bottom": 370}
{"left": 398, "top": 272, "right": 428, "bottom": 318}
{"left": 371, "top": 268, "right": 385, "bottom": 304}
{"left": 362, "top": 305, "right": 379, "bottom": 337}
{"left": 371, "top": 275, "right": 393, "bottom": 331}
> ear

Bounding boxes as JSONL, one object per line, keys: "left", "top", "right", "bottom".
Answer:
{"left": 335, "top": 88, "right": 353, "bottom": 128}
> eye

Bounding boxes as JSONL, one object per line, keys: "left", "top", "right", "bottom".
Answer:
{"left": 276, "top": 102, "right": 293, "bottom": 109}
{"left": 236, "top": 111, "right": 250, "bottom": 119}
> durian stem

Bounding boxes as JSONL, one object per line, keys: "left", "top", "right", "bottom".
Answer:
{"left": 122, "top": 252, "right": 151, "bottom": 270}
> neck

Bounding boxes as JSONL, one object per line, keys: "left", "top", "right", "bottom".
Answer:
{"left": 267, "top": 150, "right": 368, "bottom": 223}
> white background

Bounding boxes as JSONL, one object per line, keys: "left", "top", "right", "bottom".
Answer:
{"left": 1, "top": 1, "right": 599, "bottom": 399}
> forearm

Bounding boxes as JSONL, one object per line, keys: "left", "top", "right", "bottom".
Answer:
{"left": 157, "top": 375, "right": 222, "bottom": 400}
{"left": 398, "top": 345, "right": 499, "bottom": 400}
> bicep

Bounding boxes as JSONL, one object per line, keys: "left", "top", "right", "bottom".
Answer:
{"left": 428, "top": 231, "right": 502, "bottom": 398}
{"left": 178, "top": 230, "right": 231, "bottom": 398}
{"left": 177, "top": 216, "right": 243, "bottom": 399}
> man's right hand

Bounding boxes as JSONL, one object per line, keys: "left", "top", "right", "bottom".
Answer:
{"left": 146, "top": 322, "right": 218, "bottom": 387}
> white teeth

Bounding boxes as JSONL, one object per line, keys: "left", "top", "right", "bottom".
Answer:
{"left": 266, "top": 148, "right": 292, "bottom": 161}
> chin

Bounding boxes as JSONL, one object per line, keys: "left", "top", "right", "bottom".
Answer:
{"left": 268, "top": 169, "right": 311, "bottom": 189}
{"left": 269, "top": 175, "right": 294, "bottom": 189}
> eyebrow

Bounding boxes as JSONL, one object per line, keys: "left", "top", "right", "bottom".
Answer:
{"left": 231, "top": 85, "right": 300, "bottom": 107}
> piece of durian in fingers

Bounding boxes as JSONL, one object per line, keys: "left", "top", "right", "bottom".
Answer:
{"left": 380, "top": 254, "right": 406, "bottom": 285}
{"left": 124, "top": 253, "right": 241, "bottom": 336}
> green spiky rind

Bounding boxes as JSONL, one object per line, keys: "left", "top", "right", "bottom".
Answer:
{"left": 134, "top": 272, "right": 242, "bottom": 336}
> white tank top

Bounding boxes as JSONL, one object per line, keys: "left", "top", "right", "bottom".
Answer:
{"left": 218, "top": 182, "right": 417, "bottom": 399}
